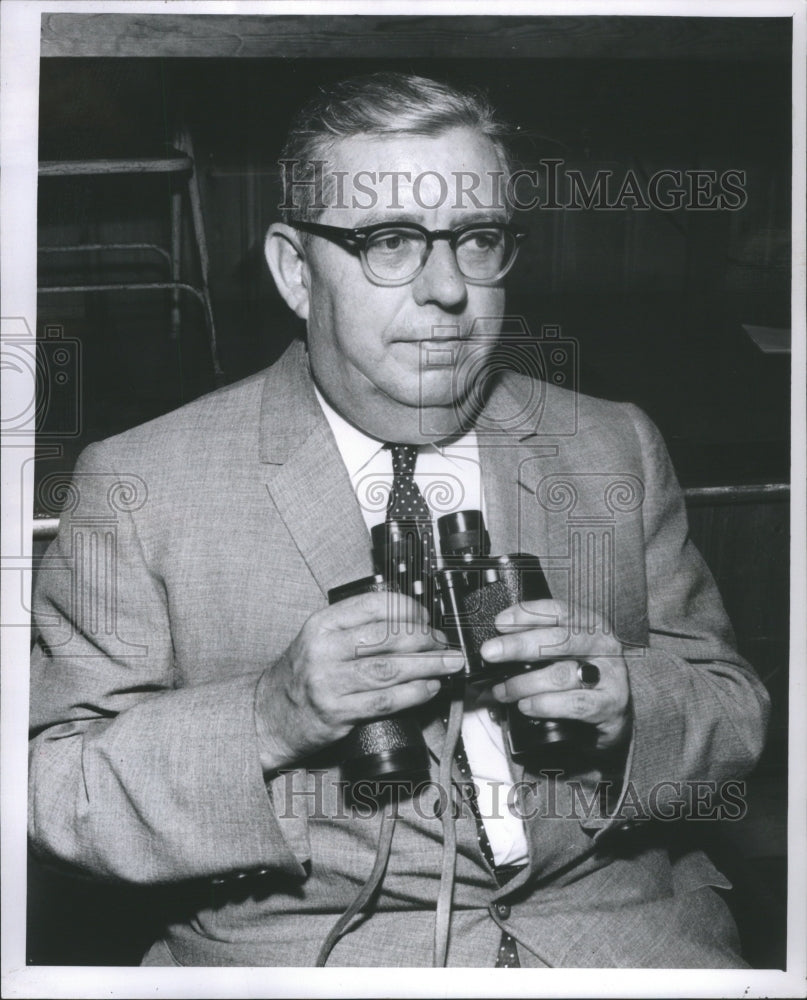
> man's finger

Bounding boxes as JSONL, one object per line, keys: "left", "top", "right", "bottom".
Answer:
{"left": 491, "top": 660, "right": 582, "bottom": 701}
{"left": 493, "top": 598, "right": 569, "bottom": 630}
{"left": 343, "top": 623, "right": 453, "bottom": 658}
{"left": 513, "top": 688, "right": 604, "bottom": 724}
{"left": 346, "top": 650, "right": 465, "bottom": 693}
{"left": 324, "top": 591, "right": 431, "bottom": 630}
{"left": 480, "top": 628, "right": 617, "bottom": 664}
{"left": 480, "top": 627, "right": 575, "bottom": 663}
{"left": 349, "top": 676, "right": 446, "bottom": 722}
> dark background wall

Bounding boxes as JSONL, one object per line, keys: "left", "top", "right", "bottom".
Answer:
{"left": 31, "top": 13, "right": 792, "bottom": 969}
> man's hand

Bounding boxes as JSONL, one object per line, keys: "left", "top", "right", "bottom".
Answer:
{"left": 481, "top": 599, "right": 632, "bottom": 750}
{"left": 255, "top": 592, "right": 463, "bottom": 772}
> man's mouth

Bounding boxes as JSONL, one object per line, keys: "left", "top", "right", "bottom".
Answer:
{"left": 425, "top": 324, "right": 466, "bottom": 343}
{"left": 394, "top": 328, "right": 470, "bottom": 344}
{"left": 394, "top": 323, "right": 469, "bottom": 346}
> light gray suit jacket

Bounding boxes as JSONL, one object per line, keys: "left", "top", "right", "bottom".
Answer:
{"left": 29, "top": 338, "right": 769, "bottom": 967}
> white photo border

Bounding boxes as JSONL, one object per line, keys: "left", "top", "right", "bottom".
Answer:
{"left": 2, "top": 2, "right": 804, "bottom": 997}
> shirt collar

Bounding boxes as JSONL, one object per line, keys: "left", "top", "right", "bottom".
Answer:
{"left": 312, "top": 382, "right": 478, "bottom": 477}
{"left": 312, "top": 383, "right": 386, "bottom": 480}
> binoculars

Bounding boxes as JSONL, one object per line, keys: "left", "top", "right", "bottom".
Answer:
{"left": 327, "top": 509, "right": 592, "bottom": 785}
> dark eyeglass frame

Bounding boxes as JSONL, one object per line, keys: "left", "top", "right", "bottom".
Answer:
{"left": 289, "top": 218, "right": 528, "bottom": 287}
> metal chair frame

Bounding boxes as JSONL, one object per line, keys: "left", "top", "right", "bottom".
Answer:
{"left": 37, "top": 127, "right": 222, "bottom": 379}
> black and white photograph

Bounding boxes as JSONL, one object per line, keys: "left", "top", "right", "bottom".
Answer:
{"left": 1, "top": 2, "right": 805, "bottom": 997}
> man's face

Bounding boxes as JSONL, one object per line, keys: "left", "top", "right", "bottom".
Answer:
{"left": 298, "top": 127, "right": 507, "bottom": 437}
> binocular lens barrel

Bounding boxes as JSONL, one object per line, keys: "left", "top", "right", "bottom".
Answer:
{"left": 436, "top": 510, "right": 593, "bottom": 756}
{"left": 437, "top": 509, "right": 490, "bottom": 557}
{"left": 327, "top": 573, "right": 430, "bottom": 786}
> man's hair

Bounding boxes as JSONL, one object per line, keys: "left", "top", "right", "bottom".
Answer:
{"left": 278, "top": 72, "right": 515, "bottom": 224}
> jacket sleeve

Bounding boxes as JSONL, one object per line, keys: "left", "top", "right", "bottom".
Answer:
{"left": 28, "top": 441, "right": 308, "bottom": 884}
{"left": 591, "top": 404, "right": 771, "bottom": 831}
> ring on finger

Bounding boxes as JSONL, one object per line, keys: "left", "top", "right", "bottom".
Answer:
{"left": 576, "top": 660, "right": 601, "bottom": 689}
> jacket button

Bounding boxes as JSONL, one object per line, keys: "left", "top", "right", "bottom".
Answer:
{"left": 234, "top": 870, "right": 248, "bottom": 879}
{"left": 495, "top": 902, "right": 511, "bottom": 919}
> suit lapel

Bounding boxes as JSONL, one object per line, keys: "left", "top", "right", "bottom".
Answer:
{"left": 258, "top": 341, "right": 373, "bottom": 598}
{"left": 482, "top": 374, "right": 649, "bottom": 641}
{"left": 262, "top": 426, "right": 373, "bottom": 598}
{"left": 477, "top": 375, "right": 563, "bottom": 588}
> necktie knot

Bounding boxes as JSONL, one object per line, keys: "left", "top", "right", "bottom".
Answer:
{"left": 389, "top": 443, "right": 418, "bottom": 480}
{"left": 386, "top": 443, "right": 429, "bottom": 523}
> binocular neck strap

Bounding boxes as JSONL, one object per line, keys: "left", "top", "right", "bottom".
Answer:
{"left": 433, "top": 693, "right": 464, "bottom": 967}
{"left": 315, "top": 796, "right": 398, "bottom": 967}
{"left": 314, "top": 692, "right": 465, "bottom": 969}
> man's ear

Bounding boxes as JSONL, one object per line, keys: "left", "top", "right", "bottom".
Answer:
{"left": 264, "top": 223, "right": 310, "bottom": 321}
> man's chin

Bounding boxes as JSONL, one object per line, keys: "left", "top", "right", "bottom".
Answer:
{"left": 414, "top": 367, "right": 489, "bottom": 411}
{"left": 390, "top": 376, "right": 493, "bottom": 441}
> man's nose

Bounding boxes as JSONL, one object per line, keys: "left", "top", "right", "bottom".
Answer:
{"left": 411, "top": 241, "right": 468, "bottom": 310}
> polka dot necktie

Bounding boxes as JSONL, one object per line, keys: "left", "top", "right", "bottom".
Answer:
{"left": 386, "top": 443, "right": 431, "bottom": 523}
{"left": 386, "top": 444, "right": 522, "bottom": 969}
{"left": 386, "top": 443, "right": 437, "bottom": 585}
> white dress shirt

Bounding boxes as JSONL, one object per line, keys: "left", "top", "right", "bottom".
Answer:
{"left": 314, "top": 385, "right": 529, "bottom": 866}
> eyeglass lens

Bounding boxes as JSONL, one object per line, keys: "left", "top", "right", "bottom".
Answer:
{"left": 364, "top": 227, "right": 514, "bottom": 282}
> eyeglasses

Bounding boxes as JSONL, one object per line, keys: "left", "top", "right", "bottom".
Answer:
{"left": 290, "top": 219, "right": 527, "bottom": 287}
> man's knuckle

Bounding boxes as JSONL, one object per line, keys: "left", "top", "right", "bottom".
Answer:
{"left": 543, "top": 600, "right": 564, "bottom": 625}
{"left": 303, "top": 633, "right": 330, "bottom": 665}
{"left": 302, "top": 674, "right": 325, "bottom": 708}
{"left": 373, "top": 621, "right": 394, "bottom": 645}
{"left": 371, "top": 657, "right": 396, "bottom": 682}
{"left": 370, "top": 691, "right": 395, "bottom": 716}
{"left": 358, "top": 591, "right": 379, "bottom": 614}
{"left": 550, "top": 661, "right": 569, "bottom": 688}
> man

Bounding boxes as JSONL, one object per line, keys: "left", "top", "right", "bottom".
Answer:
{"left": 29, "top": 73, "right": 769, "bottom": 968}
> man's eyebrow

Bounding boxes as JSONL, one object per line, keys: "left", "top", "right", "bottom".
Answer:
{"left": 357, "top": 210, "right": 509, "bottom": 229}
{"left": 457, "top": 210, "right": 510, "bottom": 226}
{"left": 359, "top": 211, "right": 423, "bottom": 228}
